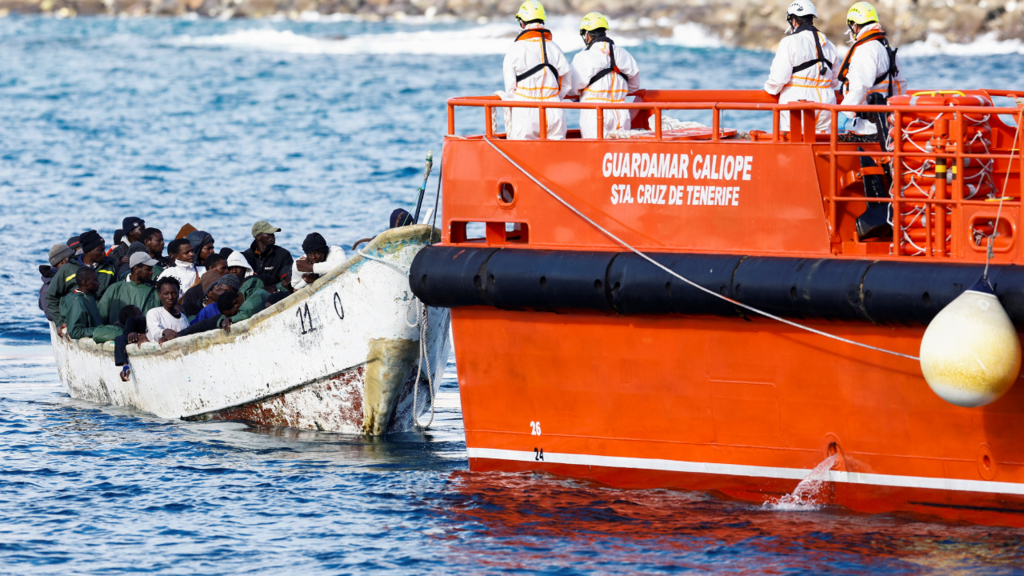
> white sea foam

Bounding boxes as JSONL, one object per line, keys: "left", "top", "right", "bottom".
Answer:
{"left": 763, "top": 453, "right": 838, "bottom": 512}
{"left": 899, "top": 32, "right": 1024, "bottom": 57}
{"left": 653, "top": 23, "right": 724, "bottom": 49}
{"left": 171, "top": 16, "right": 597, "bottom": 56}
{"left": 172, "top": 20, "right": 1023, "bottom": 58}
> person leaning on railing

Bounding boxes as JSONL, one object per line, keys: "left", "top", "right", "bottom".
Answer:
{"left": 833, "top": 1, "right": 908, "bottom": 134}
{"left": 569, "top": 12, "right": 641, "bottom": 139}
{"left": 502, "top": 0, "right": 573, "bottom": 140}
{"left": 763, "top": 0, "right": 839, "bottom": 133}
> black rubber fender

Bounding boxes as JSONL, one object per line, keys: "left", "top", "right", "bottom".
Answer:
{"left": 732, "top": 258, "right": 874, "bottom": 322}
{"left": 607, "top": 253, "right": 743, "bottom": 317}
{"left": 409, "top": 245, "right": 499, "bottom": 308}
{"left": 482, "top": 248, "right": 616, "bottom": 313}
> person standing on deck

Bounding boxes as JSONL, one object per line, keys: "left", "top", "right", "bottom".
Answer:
{"left": 763, "top": 0, "right": 839, "bottom": 133}
{"left": 833, "top": 1, "right": 907, "bottom": 135}
{"left": 570, "top": 13, "right": 641, "bottom": 139}
{"left": 503, "top": 0, "right": 572, "bottom": 140}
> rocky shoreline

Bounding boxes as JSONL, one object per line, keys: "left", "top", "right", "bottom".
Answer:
{"left": 0, "top": 0, "right": 1020, "bottom": 51}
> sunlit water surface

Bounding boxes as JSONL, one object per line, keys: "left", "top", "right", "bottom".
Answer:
{"left": 3, "top": 16, "right": 1024, "bottom": 574}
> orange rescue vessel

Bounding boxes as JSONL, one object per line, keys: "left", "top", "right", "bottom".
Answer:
{"left": 411, "top": 89, "right": 1024, "bottom": 527}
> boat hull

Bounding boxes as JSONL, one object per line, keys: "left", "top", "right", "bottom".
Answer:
{"left": 50, "top": 225, "right": 451, "bottom": 435}
{"left": 451, "top": 306, "right": 1024, "bottom": 527}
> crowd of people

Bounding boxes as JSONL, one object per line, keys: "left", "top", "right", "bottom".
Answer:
{"left": 503, "top": 0, "right": 906, "bottom": 139}
{"left": 39, "top": 216, "right": 349, "bottom": 380}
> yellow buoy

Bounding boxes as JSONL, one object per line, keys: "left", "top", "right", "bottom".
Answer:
{"left": 920, "top": 279, "right": 1022, "bottom": 407}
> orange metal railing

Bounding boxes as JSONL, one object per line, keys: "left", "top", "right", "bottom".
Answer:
{"left": 446, "top": 91, "right": 1024, "bottom": 261}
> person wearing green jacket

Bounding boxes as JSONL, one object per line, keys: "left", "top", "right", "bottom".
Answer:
{"left": 58, "top": 268, "right": 121, "bottom": 343}
{"left": 46, "top": 230, "right": 118, "bottom": 327}
{"left": 98, "top": 253, "right": 162, "bottom": 324}
{"left": 231, "top": 287, "right": 269, "bottom": 323}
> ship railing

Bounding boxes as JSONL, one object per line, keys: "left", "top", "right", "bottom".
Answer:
{"left": 446, "top": 91, "right": 1024, "bottom": 260}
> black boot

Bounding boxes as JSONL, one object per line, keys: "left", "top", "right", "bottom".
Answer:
{"left": 856, "top": 150, "right": 893, "bottom": 241}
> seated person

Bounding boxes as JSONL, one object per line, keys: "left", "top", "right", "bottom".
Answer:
{"left": 192, "top": 289, "right": 241, "bottom": 325}
{"left": 186, "top": 230, "right": 216, "bottom": 268}
{"left": 46, "top": 230, "right": 118, "bottom": 327}
{"left": 109, "top": 216, "right": 146, "bottom": 265}
{"left": 58, "top": 268, "right": 121, "bottom": 342}
{"left": 145, "top": 277, "right": 190, "bottom": 344}
{"left": 291, "top": 233, "right": 347, "bottom": 291}
{"left": 157, "top": 239, "right": 205, "bottom": 301}
{"left": 142, "top": 228, "right": 170, "bottom": 277}
{"left": 181, "top": 254, "right": 227, "bottom": 316}
{"left": 176, "top": 292, "right": 237, "bottom": 338}
{"left": 99, "top": 252, "right": 161, "bottom": 324}
{"left": 40, "top": 243, "right": 74, "bottom": 322}
{"left": 116, "top": 241, "right": 150, "bottom": 280}
{"left": 226, "top": 251, "right": 253, "bottom": 280}
{"left": 264, "top": 291, "right": 289, "bottom": 309}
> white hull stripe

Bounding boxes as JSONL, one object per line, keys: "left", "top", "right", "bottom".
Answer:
{"left": 468, "top": 448, "right": 1024, "bottom": 497}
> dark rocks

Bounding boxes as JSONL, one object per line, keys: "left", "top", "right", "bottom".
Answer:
{"left": 0, "top": 0, "right": 1020, "bottom": 51}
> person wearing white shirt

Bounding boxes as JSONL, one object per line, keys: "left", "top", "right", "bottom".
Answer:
{"left": 833, "top": 1, "right": 907, "bottom": 134}
{"left": 502, "top": 0, "right": 572, "bottom": 140}
{"left": 764, "top": 0, "right": 839, "bottom": 134}
{"left": 146, "top": 277, "right": 190, "bottom": 343}
{"left": 292, "top": 232, "right": 346, "bottom": 291}
{"left": 156, "top": 238, "right": 205, "bottom": 301}
{"left": 570, "top": 13, "right": 641, "bottom": 139}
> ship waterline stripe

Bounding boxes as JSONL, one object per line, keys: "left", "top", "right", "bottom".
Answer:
{"left": 467, "top": 448, "right": 1024, "bottom": 496}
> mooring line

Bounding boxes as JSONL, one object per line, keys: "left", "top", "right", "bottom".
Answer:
{"left": 483, "top": 136, "right": 920, "bottom": 361}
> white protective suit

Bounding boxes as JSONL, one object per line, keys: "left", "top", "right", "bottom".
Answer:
{"left": 764, "top": 26, "right": 839, "bottom": 133}
{"left": 290, "top": 246, "right": 346, "bottom": 291}
{"left": 570, "top": 39, "right": 641, "bottom": 139}
{"left": 502, "top": 23, "right": 573, "bottom": 140}
{"left": 833, "top": 22, "right": 907, "bottom": 122}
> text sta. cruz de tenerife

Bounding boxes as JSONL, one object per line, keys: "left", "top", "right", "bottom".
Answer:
{"left": 602, "top": 152, "right": 754, "bottom": 208}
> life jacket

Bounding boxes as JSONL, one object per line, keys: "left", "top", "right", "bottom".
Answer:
{"left": 836, "top": 28, "right": 900, "bottom": 99}
{"left": 790, "top": 23, "right": 832, "bottom": 77}
{"left": 584, "top": 37, "right": 629, "bottom": 89}
{"left": 514, "top": 29, "right": 561, "bottom": 90}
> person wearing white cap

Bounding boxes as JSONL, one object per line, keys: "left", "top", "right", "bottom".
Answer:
{"left": 99, "top": 252, "right": 162, "bottom": 324}
{"left": 764, "top": 0, "right": 839, "bottom": 133}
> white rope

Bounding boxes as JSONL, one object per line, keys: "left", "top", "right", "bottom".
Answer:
{"left": 984, "top": 105, "right": 1024, "bottom": 280}
{"left": 484, "top": 136, "right": 920, "bottom": 362}
{"left": 410, "top": 300, "right": 436, "bottom": 429}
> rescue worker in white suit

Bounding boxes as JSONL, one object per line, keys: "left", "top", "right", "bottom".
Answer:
{"left": 833, "top": 1, "right": 907, "bottom": 134}
{"left": 569, "top": 13, "right": 641, "bottom": 139}
{"left": 763, "top": 0, "right": 839, "bottom": 133}
{"left": 502, "top": 0, "right": 573, "bottom": 140}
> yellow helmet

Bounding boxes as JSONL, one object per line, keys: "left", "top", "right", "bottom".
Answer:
{"left": 580, "top": 12, "right": 610, "bottom": 32}
{"left": 516, "top": 0, "right": 546, "bottom": 23}
{"left": 847, "top": 1, "right": 879, "bottom": 25}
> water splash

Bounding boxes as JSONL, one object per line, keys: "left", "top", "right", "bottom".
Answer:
{"left": 764, "top": 454, "right": 839, "bottom": 511}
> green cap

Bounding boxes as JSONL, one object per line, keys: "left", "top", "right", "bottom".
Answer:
{"left": 252, "top": 220, "right": 282, "bottom": 237}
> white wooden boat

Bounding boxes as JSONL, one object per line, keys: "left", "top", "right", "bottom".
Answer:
{"left": 49, "top": 225, "right": 451, "bottom": 435}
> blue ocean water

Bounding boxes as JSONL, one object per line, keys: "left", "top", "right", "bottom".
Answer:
{"left": 3, "top": 15, "right": 1024, "bottom": 573}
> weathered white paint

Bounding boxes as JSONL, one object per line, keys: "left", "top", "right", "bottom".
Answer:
{"left": 49, "top": 225, "right": 451, "bottom": 434}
